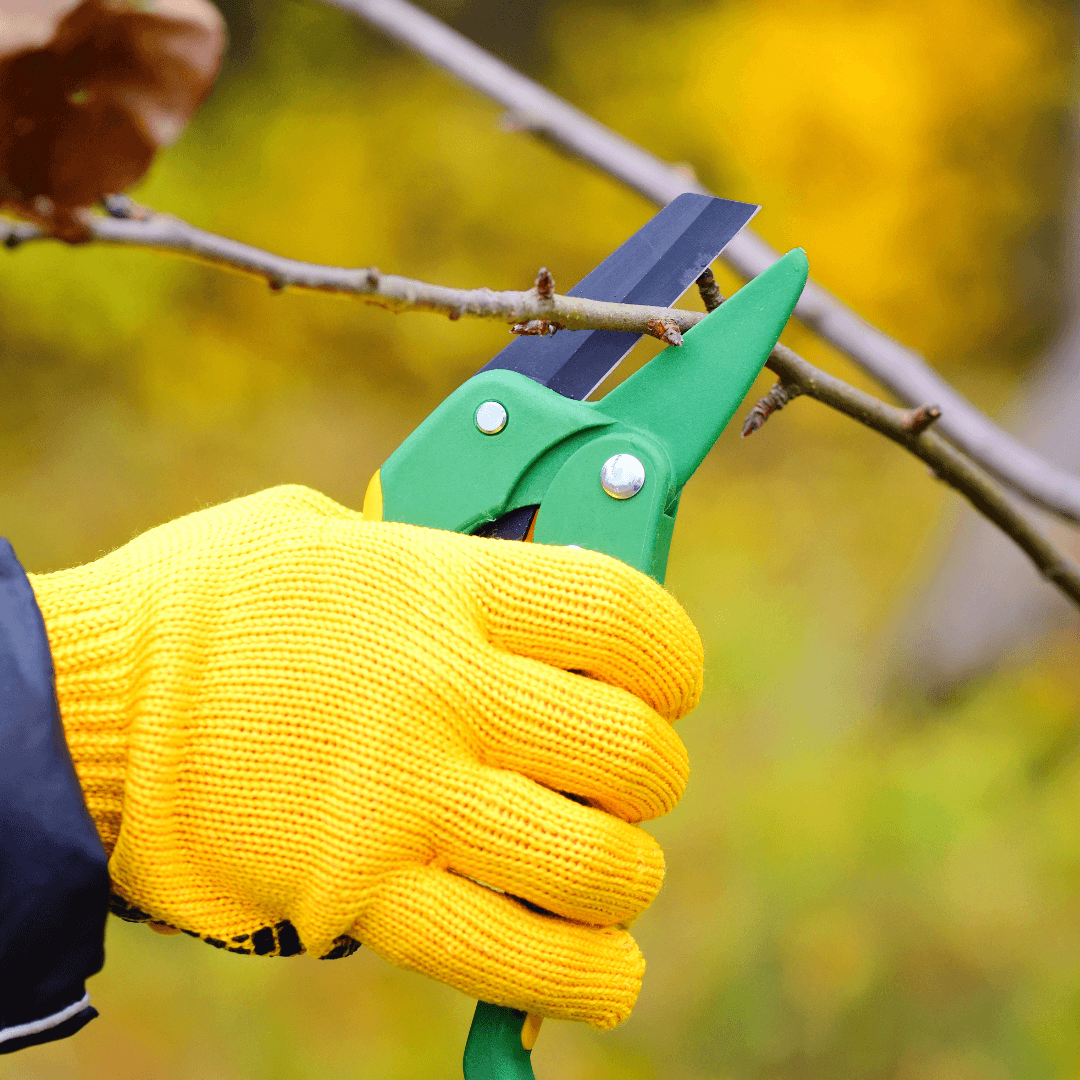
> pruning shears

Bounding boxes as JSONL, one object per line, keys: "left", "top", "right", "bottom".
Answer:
{"left": 361, "top": 193, "right": 808, "bottom": 1080}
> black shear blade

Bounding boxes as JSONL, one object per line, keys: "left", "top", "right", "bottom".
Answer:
{"left": 478, "top": 192, "right": 759, "bottom": 400}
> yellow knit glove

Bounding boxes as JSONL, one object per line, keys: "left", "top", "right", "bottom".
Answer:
{"left": 29, "top": 485, "right": 702, "bottom": 1029}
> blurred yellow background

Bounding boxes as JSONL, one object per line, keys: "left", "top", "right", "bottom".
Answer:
{"left": 3, "top": 0, "right": 1080, "bottom": 1076}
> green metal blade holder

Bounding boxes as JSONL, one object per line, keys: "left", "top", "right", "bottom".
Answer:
{"left": 379, "top": 248, "right": 808, "bottom": 583}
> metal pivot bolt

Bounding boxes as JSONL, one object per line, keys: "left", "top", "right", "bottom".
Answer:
{"left": 600, "top": 454, "right": 645, "bottom": 499}
{"left": 474, "top": 401, "right": 507, "bottom": 435}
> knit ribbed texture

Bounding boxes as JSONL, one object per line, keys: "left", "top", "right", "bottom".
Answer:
{"left": 29, "top": 485, "right": 702, "bottom": 1028}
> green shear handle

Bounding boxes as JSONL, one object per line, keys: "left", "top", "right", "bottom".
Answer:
{"left": 368, "top": 248, "right": 809, "bottom": 1080}
{"left": 463, "top": 1003, "right": 541, "bottom": 1080}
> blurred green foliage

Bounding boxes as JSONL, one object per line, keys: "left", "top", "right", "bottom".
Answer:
{"left": 3, "top": 0, "right": 1080, "bottom": 1077}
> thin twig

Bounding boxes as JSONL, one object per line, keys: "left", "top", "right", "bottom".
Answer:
{"left": 324, "top": 0, "right": 1080, "bottom": 526}
{"left": 695, "top": 267, "right": 724, "bottom": 313}
{"left": 741, "top": 382, "right": 801, "bottom": 436}
{"left": 0, "top": 212, "right": 699, "bottom": 341}
{"left": 764, "top": 344, "right": 1080, "bottom": 607}
{"left": 533, "top": 266, "right": 554, "bottom": 300}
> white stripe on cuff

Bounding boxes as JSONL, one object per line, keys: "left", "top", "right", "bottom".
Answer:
{"left": 0, "top": 992, "right": 91, "bottom": 1045}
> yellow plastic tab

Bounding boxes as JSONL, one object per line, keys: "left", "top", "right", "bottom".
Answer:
{"left": 363, "top": 470, "right": 383, "bottom": 522}
{"left": 520, "top": 1014, "right": 543, "bottom": 1051}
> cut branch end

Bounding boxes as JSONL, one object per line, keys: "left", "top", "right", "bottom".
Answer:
{"left": 646, "top": 316, "right": 683, "bottom": 346}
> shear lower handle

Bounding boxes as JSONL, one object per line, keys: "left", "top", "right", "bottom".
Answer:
{"left": 464, "top": 1003, "right": 537, "bottom": 1080}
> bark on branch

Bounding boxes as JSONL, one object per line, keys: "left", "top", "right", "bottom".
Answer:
{"left": 0, "top": 211, "right": 701, "bottom": 342}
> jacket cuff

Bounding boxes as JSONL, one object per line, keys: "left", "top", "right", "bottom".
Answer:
{"left": 0, "top": 539, "right": 110, "bottom": 1053}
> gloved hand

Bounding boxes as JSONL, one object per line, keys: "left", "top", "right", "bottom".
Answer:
{"left": 29, "top": 485, "right": 702, "bottom": 1029}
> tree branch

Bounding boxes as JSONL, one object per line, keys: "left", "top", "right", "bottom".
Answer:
{"left": 321, "top": 0, "right": 1080, "bottom": 527}
{"left": 760, "top": 344, "right": 1080, "bottom": 607}
{"left": 696, "top": 270, "right": 1080, "bottom": 609}
{"left": 0, "top": 212, "right": 700, "bottom": 339}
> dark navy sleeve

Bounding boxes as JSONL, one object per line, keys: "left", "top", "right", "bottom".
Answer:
{"left": 0, "top": 540, "right": 109, "bottom": 1053}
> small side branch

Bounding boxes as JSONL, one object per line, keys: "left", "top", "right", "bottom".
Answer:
{"left": 763, "top": 344, "right": 1080, "bottom": 607}
{"left": 533, "top": 266, "right": 554, "bottom": 300}
{"left": 696, "top": 267, "right": 724, "bottom": 313}
{"left": 742, "top": 382, "right": 802, "bottom": 437}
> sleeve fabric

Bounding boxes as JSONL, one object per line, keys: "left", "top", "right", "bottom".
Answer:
{"left": 0, "top": 539, "right": 109, "bottom": 1054}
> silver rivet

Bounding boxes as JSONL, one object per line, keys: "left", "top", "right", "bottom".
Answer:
{"left": 600, "top": 454, "right": 645, "bottom": 499}
{"left": 475, "top": 400, "right": 507, "bottom": 435}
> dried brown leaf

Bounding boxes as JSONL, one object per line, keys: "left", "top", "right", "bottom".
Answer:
{"left": 0, "top": 0, "right": 226, "bottom": 240}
